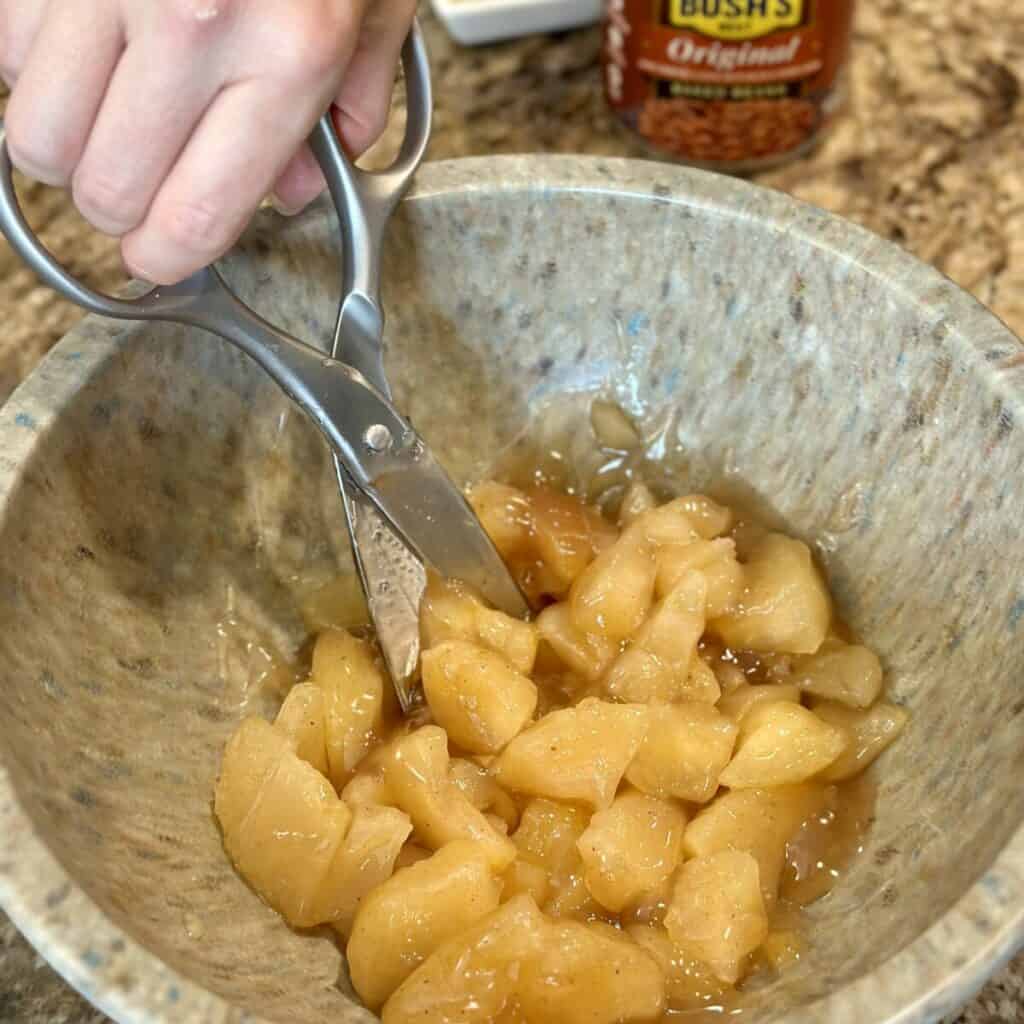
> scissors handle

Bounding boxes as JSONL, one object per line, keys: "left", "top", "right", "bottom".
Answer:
{"left": 311, "top": 20, "right": 432, "bottom": 390}
{"left": 309, "top": 22, "right": 433, "bottom": 710}
{"left": 0, "top": 136, "right": 180, "bottom": 321}
{"left": 0, "top": 20, "right": 431, "bottom": 340}
{"left": 0, "top": 50, "right": 428, "bottom": 518}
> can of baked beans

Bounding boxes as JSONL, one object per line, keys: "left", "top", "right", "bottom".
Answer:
{"left": 603, "top": 0, "right": 856, "bottom": 172}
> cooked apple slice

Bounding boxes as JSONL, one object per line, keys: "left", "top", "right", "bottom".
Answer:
{"left": 494, "top": 697, "right": 648, "bottom": 809}
{"left": 421, "top": 640, "right": 537, "bottom": 754}
{"left": 569, "top": 526, "right": 657, "bottom": 642}
{"left": 381, "top": 895, "right": 548, "bottom": 1024}
{"left": 420, "top": 574, "right": 538, "bottom": 675}
{"left": 791, "top": 642, "right": 884, "bottom": 708}
{"left": 710, "top": 533, "right": 831, "bottom": 654}
{"left": 379, "top": 726, "right": 515, "bottom": 870}
{"left": 626, "top": 703, "right": 737, "bottom": 803}
{"left": 683, "top": 784, "right": 827, "bottom": 907}
{"left": 719, "top": 702, "right": 847, "bottom": 788}
{"left": 665, "top": 850, "right": 768, "bottom": 984}
{"left": 577, "top": 790, "right": 686, "bottom": 912}
{"left": 224, "top": 744, "right": 352, "bottom": 928}
{"left": 603, "top": 570, "right": 707, "bottom": 703}
{"left": 627, "top": 924, "right": 732, "bottom": 1012}
{"left": 213, "top": 717, "right": 290, "bottom": 837}
{"left": 273, "top": 682, "right": 328, "bottom": 777}
{"left": 348, "top": 840, "right": 502, "bottom": 1009}
{"left": 311, "top": 628, "right": 385, "bottom": 788}
{"left": 811, "top": 700, "right": 908, "bottom": 781}
{"left": 518, "top": 918, "right": 665, "bottom": 1024}
{"left": 716, "top": 682, "right": 801, "bottom": 724}
{"left": 537, "top": 601, "right": 618, "bottom": 682}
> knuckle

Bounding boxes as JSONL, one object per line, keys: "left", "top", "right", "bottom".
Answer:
{"left": 71, "top": 168, "right": 145, "bottom": 235}
{"left": 163, "top": 0, "right": 235, "bottom": 40}
{"left": 273, "top": 4, "right": 350, "bottom": 80}
{"left": 4, "top": 106, "right": 73, "bottom": 186}
{"left": 155, "top": 196, "right": 232, "bottom": 258}
{"left": 0, "top": 1, "right": 45, "bottom": 86}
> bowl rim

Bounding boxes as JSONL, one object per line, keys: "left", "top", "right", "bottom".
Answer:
{"left": 1, "top": 153, "right": 1022, "bottom": 1024}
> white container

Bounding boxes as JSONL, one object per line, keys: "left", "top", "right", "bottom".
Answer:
{"left": 430, "top": 0, "right": 603, "bottom": 46}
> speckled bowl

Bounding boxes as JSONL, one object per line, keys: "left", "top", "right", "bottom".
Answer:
{"left": 1, "top": 156, "right": 1023, "bottom": 1024}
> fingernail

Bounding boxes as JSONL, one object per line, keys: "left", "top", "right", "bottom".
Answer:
{"left": 267, "top": 192, "right": 306, "bottom": 217}
{"left": 123, "top": 252, "right": 177, "bottom": 286}
{"left": 122, "top": 254, "right": 152, "bottom": 283}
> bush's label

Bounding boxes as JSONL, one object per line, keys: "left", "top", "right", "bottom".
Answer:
{"left": 666, "top": 0, "right": 806, "bottom": 39}
{"left": 604, "top": 0, "right": 855, "bottom": 166}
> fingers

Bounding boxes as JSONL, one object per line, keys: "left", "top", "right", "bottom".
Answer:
{"left": 71, "top": 17, "right": 226, "bottom": 236}
{"left": 121, "top": 74, "right": 336, "bottom": 283}
{"left": 120, "top": 0, "right": 375, "bottom": 282}
{"left": 0, "top": 0, "right": 48, "bottom": 86}
{"left": 4, "top": 0, "right": 123, "bottom": 185}
{"left": 270, "top": 0, "right": 417, "bottom": 217}
{"left": 271, "top": 145, "right": 324, "bottom": 216}
{"left": 6, "top": 0, "right": 391, "bottom": 282}
{"left": 333, "top": 0, "right": 418, "bottom": 157}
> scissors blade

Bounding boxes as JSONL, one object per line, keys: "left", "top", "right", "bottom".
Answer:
{"left": 337, "top": 473, "right": 425, "bottom": 701}
{"left": 363, "top": 447, "right": 531, "bottom": 620}
{"left": 303, "top": 356, "right": 528, "bottom": 634}
{"left": 329, "top": 297, "right": 428, "bottom": 710}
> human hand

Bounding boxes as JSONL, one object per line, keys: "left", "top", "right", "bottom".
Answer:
{"left": 0, "top": 0, "right": 416, "bottom": 284}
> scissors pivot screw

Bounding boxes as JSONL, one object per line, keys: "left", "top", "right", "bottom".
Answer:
{"left": 363, "top": 423, "right": 393, "bottom": 453}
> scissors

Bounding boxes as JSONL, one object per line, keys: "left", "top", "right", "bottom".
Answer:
{"left": 0, "top": 21, "right": 528, "bottom": 712}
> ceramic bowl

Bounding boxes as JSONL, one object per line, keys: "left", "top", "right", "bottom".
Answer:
{"left": 1, "top": 157, "right": 1023, "bottom": 1024}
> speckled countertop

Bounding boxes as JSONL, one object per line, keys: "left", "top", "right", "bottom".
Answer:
{"left": 1, "top": 2, "right": 1023, "bottom": 1022}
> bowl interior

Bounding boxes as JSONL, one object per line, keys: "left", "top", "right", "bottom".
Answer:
{"left": 1, "top": 158, "right": 1024, "bottom": 1023}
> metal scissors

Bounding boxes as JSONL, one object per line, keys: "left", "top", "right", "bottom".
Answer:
{"left": 0, "top": 21, "right": 528, "bottom": 711}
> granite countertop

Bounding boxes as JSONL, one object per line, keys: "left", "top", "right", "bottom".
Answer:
{"left": 1, "top": 2, "right": 1023, "bottom": 1021}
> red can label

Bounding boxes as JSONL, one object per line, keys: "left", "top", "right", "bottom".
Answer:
{"left": 604, "top": 0, "right": 856, "bottom": 166}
